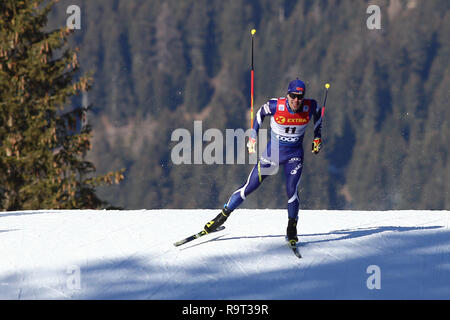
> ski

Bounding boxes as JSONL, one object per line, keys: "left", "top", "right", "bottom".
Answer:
{"left": 173, "top": 226, "right": 225, "bottom": 247}
{"left": 286, "top": 238, "right": 302, "bottom": 258}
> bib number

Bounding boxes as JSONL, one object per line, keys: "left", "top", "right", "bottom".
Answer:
{"left": 284, "top": 127, "right": 297, "bottom": 134}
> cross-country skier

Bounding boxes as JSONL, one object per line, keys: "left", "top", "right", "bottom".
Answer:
{"left": 203, "top": 79, "right": 323, "bottom": 246}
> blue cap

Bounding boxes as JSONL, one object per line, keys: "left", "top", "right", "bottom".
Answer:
{"left": 287, "top": 79, "right": 306, "bottom": 94}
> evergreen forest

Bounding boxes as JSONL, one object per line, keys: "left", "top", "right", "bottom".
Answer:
{"left": 4, "top": 0, "right": 448, "bottom": 210}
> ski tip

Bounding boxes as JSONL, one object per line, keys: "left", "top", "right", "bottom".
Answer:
{"left": 173, "top": 241, "right": 184, "bottom": 247}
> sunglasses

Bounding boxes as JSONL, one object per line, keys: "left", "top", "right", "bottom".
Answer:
{"left": 288, "top": 93, "right": 304, "bottom": 100}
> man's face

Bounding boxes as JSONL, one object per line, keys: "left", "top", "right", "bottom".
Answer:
{"left": 287, "top": 92, "right": 303, "bottom": 112}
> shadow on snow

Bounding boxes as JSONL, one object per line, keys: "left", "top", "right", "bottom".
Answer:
{"left": 0, "top": 225, "right": 448, "bottom": 300}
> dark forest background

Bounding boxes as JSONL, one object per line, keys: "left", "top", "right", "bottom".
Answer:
{"left": 46, "top": 0, "right": 449, "bottom": 210}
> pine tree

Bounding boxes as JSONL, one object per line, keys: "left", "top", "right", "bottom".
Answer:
{"left": 0, "top": 0, "right": 124, "bottom": 211}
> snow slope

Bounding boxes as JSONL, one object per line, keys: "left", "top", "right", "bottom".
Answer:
{"left": 0, "top": 209, "right": 448, "bottom": 300}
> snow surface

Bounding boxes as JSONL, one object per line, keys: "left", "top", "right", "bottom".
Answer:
{"left": 0, "top": 209, "right": 448, "bottom": 300}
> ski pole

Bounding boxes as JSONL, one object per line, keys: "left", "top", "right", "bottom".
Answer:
{"left": 312, "top": 83, "right": 330, "bottom": 154}
{"left": 250, "top": 28, "right": 256, "bottom": 129}
{"left": 321, "top": 83, "right": 330, "bottom": 118}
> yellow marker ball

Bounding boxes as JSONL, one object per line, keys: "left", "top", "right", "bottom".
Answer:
{"left": 251, "top": 29, "right": 256, "bottom": 35}
{"left": 325, "top": 83, "right": 330, "bottom": 89}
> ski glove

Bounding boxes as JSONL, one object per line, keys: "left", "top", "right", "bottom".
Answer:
{"left": 311, "top": 137, "right": 322, "bottom": 154}
{"left": 247, "top": 137, "right": 256, "bottom": 154}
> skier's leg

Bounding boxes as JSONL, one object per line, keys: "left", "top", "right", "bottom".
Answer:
{"left": 225, "top": 160, "right": 269, "bottom": 210}
{"left": 284, "top": 157, "right": 303, "bottom": 219}
{"left": 284, "top": 156, "right": 303, "bottom": 241}
{"left": 204, "top": 142, "right": 277, "bottom": 233}
{"left": 204, "top": 161, "right": 270, "bottom": 233}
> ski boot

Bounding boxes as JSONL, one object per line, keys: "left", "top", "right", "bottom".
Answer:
{"left": 286, "top": 218, "right": 298, "bottom": 247}
{"left": 204, "top": 206, "right": 232, "bottom": 233}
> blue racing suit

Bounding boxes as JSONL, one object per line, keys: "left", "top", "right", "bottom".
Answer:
{"left": 225, "top": 96, "right": 322, "bottom": 219}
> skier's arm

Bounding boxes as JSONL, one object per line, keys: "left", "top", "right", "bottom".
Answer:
{"left": 251, "top": 99, "right": 277, "bottom": 139}
{"left": 248, "top": 99, "right": 276, "bottom": 153}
